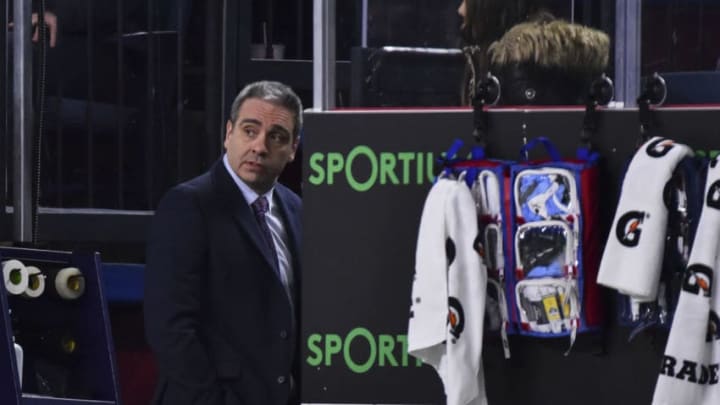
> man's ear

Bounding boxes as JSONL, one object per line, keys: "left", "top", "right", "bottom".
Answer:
{"left": 223, "top": 120, "right": 234, "bottom": 149}
{"left": 225, "top": 120, "right": 234, "bottom": 140}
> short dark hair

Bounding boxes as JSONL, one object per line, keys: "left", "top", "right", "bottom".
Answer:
{"left": 229, "top": 81, "right": 303, "bottom": 138}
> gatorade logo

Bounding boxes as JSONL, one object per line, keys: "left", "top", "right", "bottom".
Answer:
{"left": 707, "top": 180, "right": 720, "bottom": 210}
{"left": 448, "top": 297, "right": 465, "bottom": 342}
{"left": 616, "top": 211, "right": 646, "bottom": 247}
{"left": 659, "top": 355, "right": 720, "bottom": 385}
{"left": 645, "top": 138, "right": 675, "bottom": 158}
{"left": 683, "top": 264, "right": 713, "bottom": 297}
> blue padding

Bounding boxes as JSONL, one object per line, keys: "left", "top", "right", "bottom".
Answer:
{"left": 101, "top": 263, "right": 145, "bottom": 304}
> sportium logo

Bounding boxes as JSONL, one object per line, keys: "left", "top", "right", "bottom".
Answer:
{"left": 306, "top": 328, "right": 423, "bottom": 373}
{"left": 307, "top": 146, "right": 436, "bottom": 192}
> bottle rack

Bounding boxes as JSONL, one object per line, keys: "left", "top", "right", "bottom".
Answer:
{"left": 0, "top": 247, "right": 120, "bottom": 405}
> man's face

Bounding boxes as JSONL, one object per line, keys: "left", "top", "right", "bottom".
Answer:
{"left": 224, "top": 98, "right": 298, "bottom": 194}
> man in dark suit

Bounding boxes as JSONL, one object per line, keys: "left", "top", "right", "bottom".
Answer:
{"left": 144, "top": 81, "right": 303, "bottom": 405}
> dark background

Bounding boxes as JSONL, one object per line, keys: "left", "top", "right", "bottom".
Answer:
{"left": 301, "top": 107, "right": 720, "bottom": 404}
{"left": 2, "top": 1, "right": 720, "bottom": 404}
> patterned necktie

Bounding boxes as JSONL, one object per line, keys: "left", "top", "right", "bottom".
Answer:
{"left": 251, "top": 196, "right": 280, "bottom": 274}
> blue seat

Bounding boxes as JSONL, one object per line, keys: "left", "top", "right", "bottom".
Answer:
{"left": 102, "top": 263, "right": 145, "bottom": 304}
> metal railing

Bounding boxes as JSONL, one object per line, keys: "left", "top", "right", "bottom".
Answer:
{"left": 2, "top": 0, "right": 228, "bottom": 243}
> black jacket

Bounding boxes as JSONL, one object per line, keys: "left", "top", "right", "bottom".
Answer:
{"left": 144, "top": 160, "right": 302, "bottom": 405}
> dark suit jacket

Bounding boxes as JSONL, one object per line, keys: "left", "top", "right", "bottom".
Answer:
{"left": 144, "top": 159, "right": 302, "bottom": 405}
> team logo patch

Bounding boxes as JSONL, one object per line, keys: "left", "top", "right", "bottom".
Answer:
{"left": 447, "top": 297, "right": 465, "bottom": 342}
{"left": 645, "top": 138, "right": 675, "bottom": 158}
{"left": 683, "top": 264, "right": 713, "bottom": 297}
{"left": 707, "top": 311, "right": 720, "bottom": 342}
{"left": 616, "top": 211, "right": 646, "bottom": 247}
{"left": 707, "top": 180, "right": 720, "bottom": 210}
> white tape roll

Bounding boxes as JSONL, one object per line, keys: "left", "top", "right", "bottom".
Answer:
{"left": 3, "top": 259, "right": 29, "bottom": 295}
{"left": 54, "top": 267, "right": 85, "bottom": 300}
{"left": 23, "top": 266, "right": 46, "bottom": 298}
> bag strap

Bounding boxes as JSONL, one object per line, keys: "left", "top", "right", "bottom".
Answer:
{"left": 519, "top": 137, "right": 562, "bottom": 162}
{"left": 436, "top": 138, "right": 465, "bottom": 178}
{"left": 438, "top": 139, "right": 491, "bottom": 186}
{"left": 519, "top": 137, "right": 600, "bottom": 163}
{"left": 577, "top": 146, "right": 600, "bottom": 163}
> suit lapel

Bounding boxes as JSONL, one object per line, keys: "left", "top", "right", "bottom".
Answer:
{"left": 212, "top": 161, "right": 279, "bottom": 274}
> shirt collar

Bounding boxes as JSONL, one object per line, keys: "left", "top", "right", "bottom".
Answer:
{"left": 223, "top": 154, "right": 275, "bottom": 210}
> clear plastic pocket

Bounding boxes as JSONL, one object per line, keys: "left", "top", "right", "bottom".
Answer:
{"left": 486, "top": 278, "right": 505, "bottom": 332}
{"left": 515, "top": 220, "right": 575, "bottom": 279}
{"left": 515, "top": 278, "right": 577, "bottom": 334}
{"left": 487, "top": 277, "right": 511, "bottom": 358}
{"left": 514, "top": 168, "right": 579, "bottom": 222}
{"left": 472, "top": 170, "right": 502, "bottom": 219}
{"left": 484, "top": 223, "right": 504, "bottom": 277}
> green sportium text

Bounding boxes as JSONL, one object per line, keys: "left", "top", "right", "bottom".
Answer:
{"left": 306, "top": 328, "right": 423, "bottom": 373}
{"left": 308, "top": 146, "right": 435, "bottom": 191}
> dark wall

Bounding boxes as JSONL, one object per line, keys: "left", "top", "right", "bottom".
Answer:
{"left": 300, "top": 107, "right": 720, "bottom": 404}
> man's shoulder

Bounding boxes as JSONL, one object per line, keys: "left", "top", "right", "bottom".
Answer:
{"left": 168, "top": 170, "right": 213, "bottom": 197}
{"left": 157, "top": 166, "right": 218, "bottom": 210}
{"left": 275, "top": 183, "right": 302, "bottom": 208}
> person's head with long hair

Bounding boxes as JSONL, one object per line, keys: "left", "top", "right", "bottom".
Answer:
{"left": 458, "top": 0, "right": 554, "bottom": 46}
{"left": 457, "top": 0, "right": 554, "bottom": 104}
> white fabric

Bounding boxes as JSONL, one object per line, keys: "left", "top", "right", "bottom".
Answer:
{"left": 408, "top": 178, "right": 488, "bottom": 405}
{"left": 597, "top": 137, "right": 693, "bottom": 301}
{"left": 472, "top": 170, "right": 510, "bottom": 359}
{"left": 652, "top": 160, "right": 720, "bottom": 405}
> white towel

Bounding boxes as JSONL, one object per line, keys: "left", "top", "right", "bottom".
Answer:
{"left": 408, "top": 178, "right": 488, "bottom": 405}
{"left": 652, "top": 159, "right": 720, "bottom": 405}
{"left": 653, "top": 162, "right": 720, "bottom": 405}
{"left": 597, "top": 137, "right": 693, "bottom": 301}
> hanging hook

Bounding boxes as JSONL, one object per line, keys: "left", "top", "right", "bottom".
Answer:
{"left": 472, "top": 72, "right": 501, "bottom": 147}
{"left": 580, "top": 73, "right": 614, "bottom": 150}
{"left": 637, "top": 72, "right": 667, "bottom": 143}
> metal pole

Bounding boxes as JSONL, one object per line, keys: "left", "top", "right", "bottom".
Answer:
{"left": 361, "top": 0, "right": 367, "bottom": 48}
{"left": 313, "top": 0, "right": 336, "bottom": 110}
{"left": 205, "top": 0, "right": 222, "bottom": 165}
{"left": 13, "top": 0, "right": 32, "bottom": 242}
{"left": 615, "top": 0, "right": 641, "bottom": 108}
{"left": 0, "top": 1, "right": 8, "bottom": 211}
{"left": 297, "top": 0, "right": 304, "bottom": 58}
